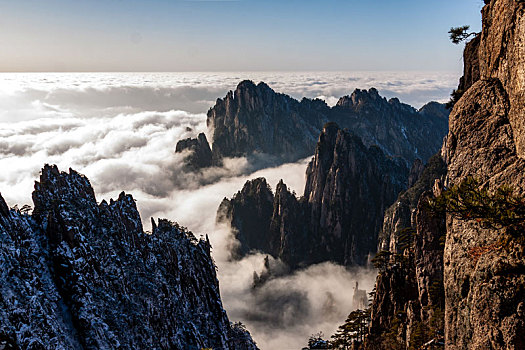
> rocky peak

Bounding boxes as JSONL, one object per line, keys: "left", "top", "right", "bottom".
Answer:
{"left": 418, "top": 101, "right": 450, "bottom": 120}
{"left": 0, "top": 192, "right": 9, "bottom": 217}
{"left": 303, "top": 122, "right": 340, "bottom": 201}
{"left": 336, "top": 88, "right": 381, "bottom": 109}
{"left": 217, "top": 178, "right": 275, "bottom": 259}
{"left": 204, "top": 81, "right": 448, "bottom": 170}
{"left": 33, "top": 164, "right": 97, "bottom": 214}
{"left": 219, "top": 124, "right": 409, "bottom": 268}
{"left": 107, "top": 191, "right": 143, "bottom": 238}
{"left": 175, "top": 132, "right": 215, "bottom": 169}
{"left": 207, "top": 79, "right": 325, "bottom": 163}
{"left": 1, "top": 165, "right": 258, "bottom": 349}
{"left": 304, "top": 125, "right": 408, "bottom": 265}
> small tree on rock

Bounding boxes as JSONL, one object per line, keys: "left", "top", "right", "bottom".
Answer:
{"left": 448, "top": 25, "right": 477, "bottom": 44}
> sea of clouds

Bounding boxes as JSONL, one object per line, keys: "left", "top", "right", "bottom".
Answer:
{"left": 0, "top": 71, "right": 458, "bottom": 348}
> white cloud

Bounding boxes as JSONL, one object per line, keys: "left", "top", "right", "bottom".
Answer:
{"left": 0, "top": 71, "right": 453, "bottom": 348}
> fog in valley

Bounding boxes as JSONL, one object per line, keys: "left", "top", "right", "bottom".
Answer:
{"left": 0, "top": 72, "right": 456, "bottom": 348}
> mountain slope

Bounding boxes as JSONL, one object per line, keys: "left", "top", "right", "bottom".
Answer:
{"left": 0, "top": 165, "right": 258, "bottom": 350}
{"left": 178, "top": 81, "right": 449, "bottom": 170}
{"left": 218, "top": 124, "right": 408, "bottom": 268}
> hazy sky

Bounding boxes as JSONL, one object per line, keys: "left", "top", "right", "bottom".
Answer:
{"left": 0, "top": 0, "right": 483, "bottom": 72}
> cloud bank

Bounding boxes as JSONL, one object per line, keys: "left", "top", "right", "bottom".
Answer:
{"left": 0, "top": 71, "right": 453, "bottom": 348}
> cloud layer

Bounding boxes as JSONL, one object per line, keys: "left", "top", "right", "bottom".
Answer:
{"left": 0, "top": 72, "right": 455, "bottom": 348}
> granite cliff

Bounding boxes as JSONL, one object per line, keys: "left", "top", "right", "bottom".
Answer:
{"left": 218, "top": 123, "right": 408, "bottom": 268}
{"left": 366, "top": 0, "right": 525, "bottom": 348}
{"left": 0, "top": 165, "right": 257, "bottom": 350}
{"left": 178, "top": 81, "right": 448, "bottom": 170}
{"left": 443, "top": 0, "right": 525, "bottom": 347}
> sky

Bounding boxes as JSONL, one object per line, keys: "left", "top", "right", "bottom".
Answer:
{"left": 0, "top": 0, "right": 483, "bottom": 72}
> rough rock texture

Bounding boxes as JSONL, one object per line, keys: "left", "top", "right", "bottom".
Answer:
{"left": 0, "top": 165, "right": 258, "bottom": 350}
{"left": 367, "top": 2, "right": 525, "bottom": 348}
{"left": 378, "top": 154, "right": 447, "bottom": 254}
{"left": 218, "top": 124, "right": 407, "bottom": 268}
{"left": 443, "top": 80, "right": 525, "bottom": 349}
{"left": 441, "top": 1, "right": 525, "bottom": 348}
{"left": 175, "top": 132, "right": 216, "bottom": 170}
{"left": 332, "top": 91, "right": 448, "bottom": 164}
{"left": 207, "top": 81, "right": 327, "bottom": 163}
{"left": 206, "top": 81, "right": 448, "bottom": 167}
{"left": 368, "top": 159, "right": 447, "bottom": 349}
{"left": 478, "top": 0, "right": 525, "bottom": 157}
{"left": 457, "top": 34, "right": 481, "bottom": 94}
{"left": 408, "top": 158, "right": 425, "bottom": 188}
{"left": 303, "top": 123, "right": 408, "bottom": 266}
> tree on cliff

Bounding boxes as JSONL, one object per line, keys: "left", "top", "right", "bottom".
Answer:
{"left": 330, "top": 309, "right": 370, "bottom": 349}
{"left": 448, "top": 25, "right": 477, "bottom": 44}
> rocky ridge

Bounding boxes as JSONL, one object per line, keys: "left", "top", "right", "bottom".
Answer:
{"left": 178, "top": 81, "right": 448, "bottom": 170}
{"left": 218, "top": 123, "right": 408, "bottom": 268}
{"left": 0, "top": 165, "right": 257, "bottom": 350}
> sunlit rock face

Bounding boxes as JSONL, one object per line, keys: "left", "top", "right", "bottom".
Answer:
{"left": 442, "top": 1, "right": 525, "bottom": 348}
{"left": 219, "top": 124, "right": 408, "bottom": 268}
{"left": 0, "top": 165, "right": 258, "bottom": 350}
{"left": 206, "top": 80, "right": 448, "bottom": 168}
{"left": 367, "top": 1, "right": 525, "bottom": 348}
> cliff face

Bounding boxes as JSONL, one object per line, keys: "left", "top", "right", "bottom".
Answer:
{"left": 368, "top": 1, "right": 525, "bottom": 348}
{"left": 378, "top": 154, "right": 446, "bottom": 255}
{"left": 207, "top": 81, "right": 328, "bottom": 163}
{"left": 332, "top": 90, "right": 448, "bottom": 164}
{"left": 442, "top": 1, "right": 525, "bottom": 348}
{"left": 368, "top": 158, "right": 447, "bottom": 349}
{"left": 478, "top": 0, "right": 525, "bottom": 157}
{"left": 205, "top": 81, "right": 448, "bottom": 168}
{"left": 217, "top": 178, "right": 275, "bottom": 259}
{"left": 303, "top": 123, "right": 408, "bottom": 266}
{"left": 0, "top": 165, "right": 257, "bottom": 350}
{"left": 218, "top": 124, "right": 407, "bottom": 268}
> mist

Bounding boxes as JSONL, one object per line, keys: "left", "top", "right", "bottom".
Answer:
{"left": 0, "top": 72, "right": 447, "bottom": 348}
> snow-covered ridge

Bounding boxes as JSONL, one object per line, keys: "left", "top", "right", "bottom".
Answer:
{"left": 0, "top": 164, "right": 257, "bottom": 349}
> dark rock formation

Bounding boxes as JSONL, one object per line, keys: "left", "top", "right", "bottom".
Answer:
{"left": 366, "top": 152, "right": 446, "bottom": 349}
{"left": 205, "top": 81, "right": 448, "bottom": 168}
{"left": 175, "top": 132, "right": 216, "bottom": 170}
{"left": 331, "top": 91, "right": 449, "bottom": 164}
{"left": 302, "top": 123, "right": 408, "bottom": 266}
{"left": 218, "top": 124, "right": 408, "bottom": 268}
{"left": 368, "top": 188, "right": 446, "bottom": 349}
{"left": 378, "top": 154, "right": 446, "bottom": 255}
{"left": 408, "top": 159, "right": 425, "bottom": 188}
{"left": 217, "top": 178, "right": 275, "bottom": 259}
{"left": 207, "top": 80, "right": 328, "bottom": 164}
{"left": 0, "top": 165, "right": 258, "bottom": 350}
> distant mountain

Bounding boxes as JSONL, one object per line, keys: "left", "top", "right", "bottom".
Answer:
{"left": 0, "top": 165, "right": 257, "bottom": 350}
{"left": 178, "top": 81, "right": 449, "bottom": 169}
{"left": 218, "top": 123, "right": 408, "bottom": 268}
